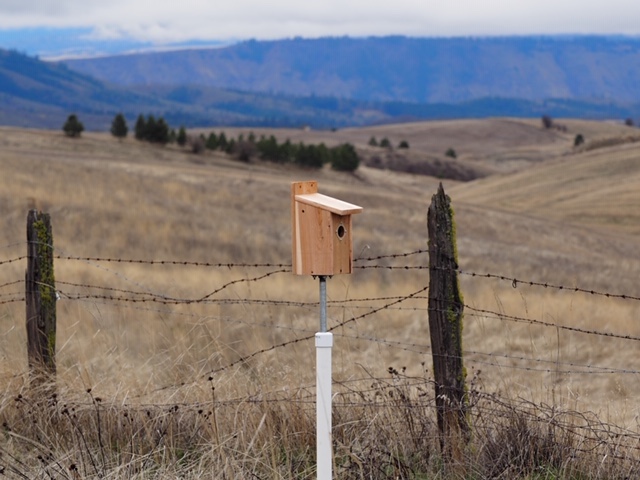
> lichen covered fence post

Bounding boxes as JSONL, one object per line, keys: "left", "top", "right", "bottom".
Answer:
{"left": 25, "top": 210, "right": 57, "bottom": 383}
{"left": 427, "top": 183, "right": 469, "bottom": 455}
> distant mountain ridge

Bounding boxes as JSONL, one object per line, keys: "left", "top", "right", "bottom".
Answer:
{"left": 61, "top": 36, "right": 640, "bottom": 105}
{"left": 3, "top": 36, "right": 640, "bottom": 130}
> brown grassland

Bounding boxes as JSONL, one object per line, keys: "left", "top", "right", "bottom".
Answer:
{"left": 1, "top": 119, "right": 640, "bottom": 478}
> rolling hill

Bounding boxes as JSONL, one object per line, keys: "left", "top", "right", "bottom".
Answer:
{"left": 62, "top": 36, "right": 640, "bottom": 105}
{"left": 2, "top": 119, "right": 640, "bottom": 475}
{"left": 0, "top": 49, "right": 172, "bottom": 130}
{"left": 6, "top": 35, "right": 640, "bottom": 130}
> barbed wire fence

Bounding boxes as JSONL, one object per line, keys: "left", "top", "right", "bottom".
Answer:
{"left": 3, "top": 221, "right": 640, "bottom": 469}
{"left": 4, "top": 244, "right": 640, "bottom": 376}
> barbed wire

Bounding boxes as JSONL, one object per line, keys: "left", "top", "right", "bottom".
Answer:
{"left": 5, "top": 249, "right": 640, "bottom": 384}
{"left": 4, "top": 246, "right": 640, "bottom": 301}
{"left": 464, "top": 304, "right": 640, "bottom": 342}
{"left": 458, "top": 269, "right": 640, "bottom": 302}
{"left": 55, "top": 268, "right": 289, "bottom": 305}
{"left": 354, "top": 249, "right": 428, "bottom": 262}
{"left": 56, "top": 254, "right": 291, "bottom": 268}
{"left": 0, "top": 297, "right": 24, "bottom": 305}
{"left": 204, "top": 285, "right": 429, "bottom": 378}
{"left": 0, "top": 257, "right": 26, "bottom": 267}
{"left": 0, "top": 280, "right": 23, "bottom": 290}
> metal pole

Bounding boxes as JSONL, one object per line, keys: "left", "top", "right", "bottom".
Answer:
{"left": 316, "top": 275, "right": 332, "bottom": 479}
{"left": 319, "top": 276, "right": 327, "bottom": 332}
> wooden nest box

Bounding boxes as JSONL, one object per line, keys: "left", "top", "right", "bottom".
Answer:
{"left": 292, "top": 181, "right": 363, "bottom": 276}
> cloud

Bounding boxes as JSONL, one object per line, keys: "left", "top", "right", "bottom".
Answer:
{"left": 2, "top": 0, "right": 640, "bottom": 44}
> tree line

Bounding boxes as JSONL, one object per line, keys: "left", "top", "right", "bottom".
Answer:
{"left": 63, "top": 113, "right": 359, "bottom": 172}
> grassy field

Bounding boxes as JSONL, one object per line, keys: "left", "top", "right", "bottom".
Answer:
{"left": 1, "top": 119, "right": 640, "bottom": 478}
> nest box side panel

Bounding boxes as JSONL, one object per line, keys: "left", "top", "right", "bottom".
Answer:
{"left": 332, "top": 214, "right": 353, "bottom": 274}
{"left": 292, "top": 181, "right": 318, "bottom": 275}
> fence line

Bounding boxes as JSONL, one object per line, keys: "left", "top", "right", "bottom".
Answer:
{"left": 4, "top": 251, "right": 640, "bottom": 344}
{"left": 4, "top": 239, "right": 640, "bottom": 446}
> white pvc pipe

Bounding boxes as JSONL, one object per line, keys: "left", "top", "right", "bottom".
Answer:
{"left": 316, "top": 332, "right": 333, "bottom": 480}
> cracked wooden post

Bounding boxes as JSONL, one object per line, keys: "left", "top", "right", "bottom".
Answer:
{"left": 427, "top": 183, "right": 469, "bottom": 457}
{"left": 25, "top": 210, "right": 57, "bottom": 385}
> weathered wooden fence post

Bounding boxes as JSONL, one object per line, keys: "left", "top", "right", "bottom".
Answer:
{"left": 25, "top": 210, "right": 56, "bottom": 383}
{"left": 427, "top": 183, "right": 469, "bottom": 455}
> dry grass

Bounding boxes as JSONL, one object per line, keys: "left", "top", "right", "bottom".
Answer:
{"left": 1, "top": 120, "right": 640, "bottom": 477}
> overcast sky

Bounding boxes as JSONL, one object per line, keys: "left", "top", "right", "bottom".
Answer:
{"left": 2, "top": 0, "right": 640, "bottom": 56}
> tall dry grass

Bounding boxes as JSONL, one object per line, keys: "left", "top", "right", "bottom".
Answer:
{"left": 1, "top": 125, "right": 640, "bottom": 477}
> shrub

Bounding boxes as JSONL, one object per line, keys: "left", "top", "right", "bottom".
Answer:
{"left": 445, "top": 148, "right": 457, "bottom": 159}
{"left": 188, "top": 135, "right": 205, "bottom": 154}
{"left": 398, "top": 140, "right": 410, "bottom": 149}
{"left": 574, "top": 134, "right": 585, "bottom": 147}
{"left": 625, "top": 118, "right": 635, "bottom": 127}
{"left": 379, "top": 137, "right": 392, "bottom": 149}
{"left": 368, "top": 136, "right": 378, "bottom": 147}
{"left": 541, "top": 115, "right": 553, "bottom": 129}
{"left": 235, "top": 141, "right": 258, "bottom": 162}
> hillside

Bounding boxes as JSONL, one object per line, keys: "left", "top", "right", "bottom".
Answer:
{"left": 2, "top": 121, "right": 640, "bottom": 476}
{"left": 62, "top": 36, "right": 640, "bottom": 106}
{"left": 7, "top": 36, "right": 640, "bottom": 130}
{"left": 0, "top": 49, "right": 172, "bottom": 130}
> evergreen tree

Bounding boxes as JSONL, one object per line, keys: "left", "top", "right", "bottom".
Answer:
{"left": 145, "top": 115, "right": 157, "bottom": 142}
{"left": 206, "top": 132, "right": 218, "bottom": 150}
{"left": 296, "top": 143, "right": 326, "bottom": 169}
{"left": 330, "top": 143, "right": 360, "bottom": 172}
{"left": 218, "top": 132, "right": 228, "bottom": 151}
{"left": 279, "top": 139, "right": 294, "bottom": 163}
{"left": 398, "top": 140, "right": 410, "bottom": 149}
{"left": 110, "top": 113, "right": 128, "bottom": 139}
{"left": 62, "top": 114, "right": 84, "bottom": 138}
{"left": 177, "top": 126, "right": 187, "bottom": 147}
{"left": 380, "top": 137, "right": 391, "bottom": 149}
{"left": 257, "top": 135, "right": 280, "bottom": 162}
{"left": 134, "top": 114, "right": 146, "bottom": 140}
{"left": 154, "top": 118, "right": 170, "bottom": 144}
{"left": 368, "top": 136, "right": 378, "bottom": 147}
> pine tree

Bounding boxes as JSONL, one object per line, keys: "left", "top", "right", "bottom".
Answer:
{"left": 177, "top": 126, "right": 187, "bottom": 147}
{"left": 110, "top": 113, "right": 128, "bottom": 139}
{"left": 218, "top": 132, "right": 228, "bottom": 151}
{"left": 154, "top": 118, "right": 170, "bottom": 144}
{"left": 206, "top": 132, "right": 218, "bottom": 150}
{"left": 62, "top": 114, "right": 84, "bottom": 138}
{"left": 134, "top": 114, "right": 146, "bottom": 140}
{"left": 330, "top": 143, "right": 360, "bottom": 171}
